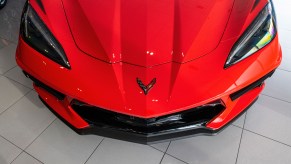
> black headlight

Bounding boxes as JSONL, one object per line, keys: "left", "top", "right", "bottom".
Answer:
{"left": 225, "top": 2, "right": 277, "bottom": 68}
{"left": 20, "top": 3, "right": 70, "bottom": 69}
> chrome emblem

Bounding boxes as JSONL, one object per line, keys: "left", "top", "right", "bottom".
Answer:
{"left": 136, "top": 78, "right": 156, "bottom": 95}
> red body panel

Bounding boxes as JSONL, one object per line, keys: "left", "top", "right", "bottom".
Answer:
{"left": 16, "top": 0, "right": 281, "bottom": 133}
{"left": 62, "top": 0, "right": 234, "bottom": 66}
{"left": 16, "top": 35, "right": 281, "bottom": 118}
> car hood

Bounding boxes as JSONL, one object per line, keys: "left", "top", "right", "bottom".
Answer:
{"left": 62, "top": 0, "right": 234, "bottom": 67}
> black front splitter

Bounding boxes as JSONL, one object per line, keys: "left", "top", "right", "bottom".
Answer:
{"left": 39, "top": 96, "right": 257, "bottom": 144}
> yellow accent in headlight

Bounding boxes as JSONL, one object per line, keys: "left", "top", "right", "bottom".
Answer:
{"left": 256, "top": 21, "right": 276, "bottom": 49}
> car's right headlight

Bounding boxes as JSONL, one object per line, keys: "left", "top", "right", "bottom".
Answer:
{"left": 20, "top": 3, "right": 71, "bottom": 69}
{"left": 225, "top": 2, "right": 277, "bottom": 68}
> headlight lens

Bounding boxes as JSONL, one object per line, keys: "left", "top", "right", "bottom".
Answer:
{"left": 225, "top": 2, "right": 277, "bottom": 68}
{"left": 20, "top": 4, "right": 70, "bottom": 69}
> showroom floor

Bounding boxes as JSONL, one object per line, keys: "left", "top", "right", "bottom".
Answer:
{"left": 0, "top": 0, "right": 291, "bottom": 164}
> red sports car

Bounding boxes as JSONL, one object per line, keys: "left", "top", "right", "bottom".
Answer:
{"left": 16, "top": 0, "right": 281, "bottom": 144}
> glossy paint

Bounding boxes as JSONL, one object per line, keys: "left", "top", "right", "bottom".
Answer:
{"left": 62, "top": 0, "right": 234, "bottom": 66}
{"left": 16, "top": 0, "right": 281, "bottom": 131}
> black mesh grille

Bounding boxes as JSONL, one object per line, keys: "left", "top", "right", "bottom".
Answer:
{"left": 71, "top": 100, "right": 225, "bottom": 134}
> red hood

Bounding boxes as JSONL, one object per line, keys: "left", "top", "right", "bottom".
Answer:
{"left": 62, "top": 0, "right": 234, "bottom": 67}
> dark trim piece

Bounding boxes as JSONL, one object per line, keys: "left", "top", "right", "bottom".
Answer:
{"left": 70, "top": 100, "right": 224, "bottom": 135}
{"left": 230, "top": 70, "right": 275, "bottom": 101}
{"left": 35, "top": 0, "right": 45, "bottom": 13}
{"left": 23, "top": 71, "right": 65, "bottom": 100}
{"left": 252, "top": 0, "right": 261, "bottom": 12}
{"left": 39, "top": 96, "right": 258, "bottom": 144}
{"left": 0, "top": 0, "right": 7, "bottom": 9}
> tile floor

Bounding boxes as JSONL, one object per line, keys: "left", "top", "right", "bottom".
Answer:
{"left": 0, "top": 0, "right": 291, "bottom": 164}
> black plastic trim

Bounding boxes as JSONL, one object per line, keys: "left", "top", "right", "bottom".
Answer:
{"left": 0, "top": 0, "right": 7, "bottom": 9}
{"left": 230, "top": 70, "right": 275, "bottom": 101}
{"left": 252, "top": 0, "right": 261, "bottom": 11}
{"left": 35, "top": 0, "right": 45, "bottom": 13}
{"left": 71, "top": 100, "right": 225, "bottom": 135}
{"left": 23, "top": 71, "right": 65, "bottom": 100}
{"left": 39, "top": 96, "right": 258, "bottom": 144}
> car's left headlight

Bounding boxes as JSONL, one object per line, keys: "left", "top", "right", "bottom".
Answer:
{"left": 225, "top": 2, "right": 277, "bottom": 68}
{"left": 20, "top": 3, "right": 71, "bottom": 69}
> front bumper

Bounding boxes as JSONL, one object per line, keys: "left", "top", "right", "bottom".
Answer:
{"left": 39, "top": 96, "right": 257, "bottom": 144}
{"left": 26, "top": 70, "right": 273, "bottom": 144}
{"left": 40, "top": 97, "right": 254, "bottom": 144}
{"left": 16, "top": 33, "right": 281, "bottom": 144}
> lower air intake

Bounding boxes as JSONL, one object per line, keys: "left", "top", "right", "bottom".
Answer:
{"left": 71, "top": 100, "right": 225, "bottom": 135}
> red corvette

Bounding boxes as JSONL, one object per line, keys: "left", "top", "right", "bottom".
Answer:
{"left": 16, "top": 0, "right": 281, "bottom": 144}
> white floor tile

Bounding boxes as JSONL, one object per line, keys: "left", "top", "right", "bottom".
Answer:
{"left": 279, "top": 47, "right": 291, "bottom": 72}
{"left": 1, "top": 0, "right": 26, "bottom": 20}
{"left": 0, "top": 91, "right": 56, "bottom": 149}
{"left": 0, "top": 43, "right": 17, "bottom": 74}
{"left": 279, "top": 29, "right": 291, "bottom": 50}
{"left": 86, "top": 138, "right": 164, "bottom": 164}
{"left": 0, "top": 76, "right": 30, "bottom": 114}
{"left": 4, "top": 66, "right": 33, "bottom": 89}
{"left": 166, "top": 126, "right": 242, "bottom": 164}
{"left": 274, "top": 3, "right": 291, "bottom": 31}
{"left": 11, "top": 152, "right": 42, "bottom": 164}
{"left": 0, "top": 0, "right": 24, "bottom": 43}
{"left": 0, "top": 18, "right": 20, "bottom": 43}
{"left": 0, "top": 38, "right": 10, "bottom": 49}
{"left": 150, "top": 142, "right": 170, "bottom": 152}
{"left": 26, "top": 119, "right": 103, "bottom": 164}
{"left": 262, "top": 69, "right": 291, "bottom": 102}
{"left": 274, "top": 0, "right": 291, "bottom": 6}
{"left": 232, "top": 112, "right": 246, "bottom": 128}
{"left": 161, "top": 155, "right": 187, "bottom": 164}
{"left": 244, "top": 95, "right": 291, "bottom": 146}
{"left": 0, "top": 136, "right": 22, "bottom": 164}
{"left": 237, "top": 130, "right": 291, "bottom": 164}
